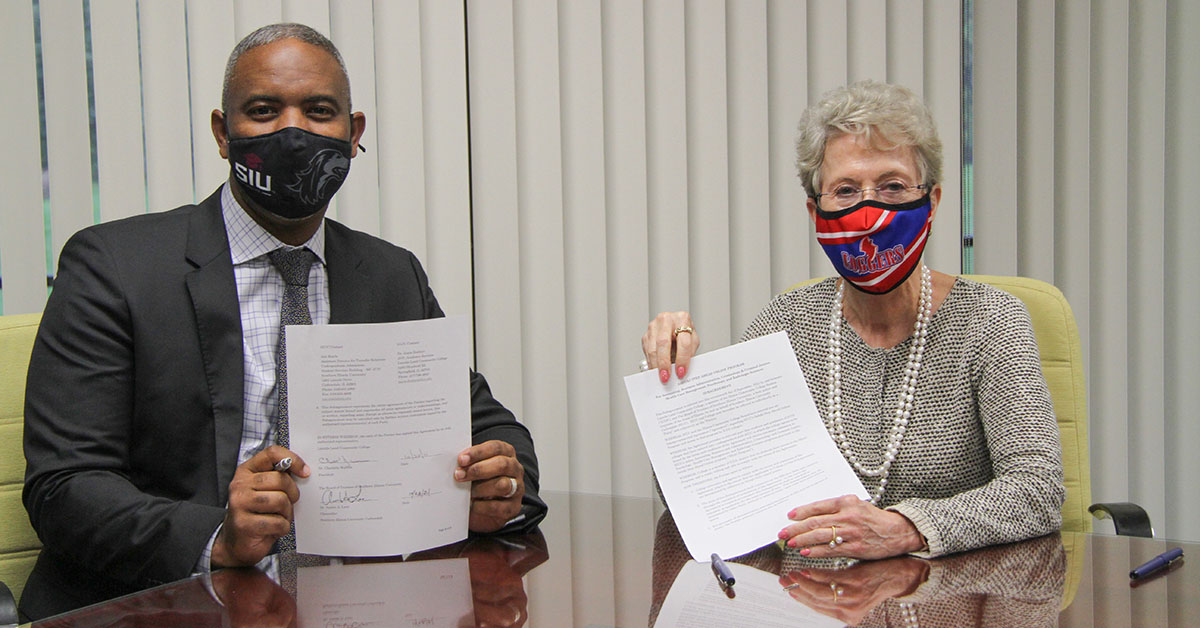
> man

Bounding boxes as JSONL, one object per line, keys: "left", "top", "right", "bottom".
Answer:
{"left": 21, "top": 23, "right": 546, "bottom": 620}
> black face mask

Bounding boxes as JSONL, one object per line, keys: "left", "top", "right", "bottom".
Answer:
{"left": 227, "top": 126, "right": 353, "bottom": 220}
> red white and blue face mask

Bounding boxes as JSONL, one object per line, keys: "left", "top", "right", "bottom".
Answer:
{"left": 813, "top": 194, "right": 933, "bottom": 295}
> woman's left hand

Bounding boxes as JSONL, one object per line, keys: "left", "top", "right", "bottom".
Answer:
{"left": 778, "top": 556, "right": 929, "bottom": 625}
{"left": 778, "top": 495, "right": 926, "bottom": 560}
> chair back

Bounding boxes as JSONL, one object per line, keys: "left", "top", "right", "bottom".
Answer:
{"left": 784, "top": 275, "right": 1093, "bottom": 534}
{"left": 0, "top": 313, "right": 43, "bottom": 607}
{"left": 964, "top": 275, "right": 1091, "bottom": 534}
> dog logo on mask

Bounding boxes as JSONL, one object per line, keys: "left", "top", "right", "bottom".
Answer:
{"left": 285, "top": 149, "right": 350, "bottom": 206}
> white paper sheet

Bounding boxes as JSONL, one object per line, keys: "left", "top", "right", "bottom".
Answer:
{"left": 654, "top": 560, "right": 843, "bottom": 628}
{"left": 297, "top": 558, "right": 474, "bottom": 628}
{"left": 625, "top": 331, "right": 868, "bottom": 560}
{"left": 288, "top": 316, "right": 472, "bottom": 556}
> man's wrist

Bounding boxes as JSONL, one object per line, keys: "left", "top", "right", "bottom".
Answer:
{"left": 211, "top": 528, "right": 236, "bottom": 569}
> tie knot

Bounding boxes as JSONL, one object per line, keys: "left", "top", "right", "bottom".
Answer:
{"left": 268, "top": 248, "right": 317, "bottom": 287}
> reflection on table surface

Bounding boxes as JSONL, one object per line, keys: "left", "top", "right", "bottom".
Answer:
{"left": 29, "top": 491, "right": 1200, "bottom": 627}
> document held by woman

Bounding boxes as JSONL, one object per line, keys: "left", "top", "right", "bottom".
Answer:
{"left": 286, "top": 316, "right": 473, "bottom": 556}
{"left": 625, "top": 332, "right": 868, "bottom": 560}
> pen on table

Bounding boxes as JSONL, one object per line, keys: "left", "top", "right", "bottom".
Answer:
{"left": 273, "top": 457, "right": 293, "bottom": 473}
{"left": 1130, "top": 547, "right": 1184, "bottom": 581}
{"left": 711, "top": 553, "right": 735, "bottom": 588}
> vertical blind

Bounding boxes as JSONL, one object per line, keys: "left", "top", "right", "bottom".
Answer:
{"left": 0, "top": 0, "right": 475, "bottom": 326}
{"left": 0, "top": 0, "right": 962, "bottom": 500}
{"left": 466, "top": 0, "right": 962, "bottom": 503}
{"left": 971, "top": 0, "right": 1199, "bottom": 547}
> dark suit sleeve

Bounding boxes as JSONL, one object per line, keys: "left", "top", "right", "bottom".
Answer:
{"left": 23, "top": 227, "right": 225, "bottom": 592}
{"left": 403, "top": 253, "right": 547, "bottom": 533}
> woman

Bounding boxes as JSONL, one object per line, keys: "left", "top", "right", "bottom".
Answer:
{"left": 643, "top": 81, "right": 1064, "bottom": 559}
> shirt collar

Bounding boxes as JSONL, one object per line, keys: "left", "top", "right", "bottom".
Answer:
{"left": 220, "top": 182, "right": 326, "bottom": 265}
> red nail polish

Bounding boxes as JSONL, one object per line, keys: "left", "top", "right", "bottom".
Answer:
{"left": 659, "top": 369, "right": 669, "bottom": 383}
{"left": 799, "top": 547, "right": 810, "bottom": 556}
{"left": 778, "top": 529, "right": 788, "bottom": 539}
{"left": 676, "top": 365, "right": 686, "bottom": 378}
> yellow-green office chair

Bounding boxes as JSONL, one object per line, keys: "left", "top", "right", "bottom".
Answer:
{"left": 0, "top": 312, "right": 43, "bottom": 623}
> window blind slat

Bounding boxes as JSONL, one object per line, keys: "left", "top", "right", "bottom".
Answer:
{"left": 561, "top": 0, "right": 614, "bottom": 496}
{"left": 646, "top": 0, "right": 690, "bottom": 317}
{"left": 921, "top": 0, "right": 962, "bottom": 273}
{"left": 685, "top": 0, "right": 732, "bottom": 348}
{"left": 419, "top": 0, "right": 473, "bottom": 337}
{"left": 468, "top": 0, "right": 524, "bottom": 419}
{"left": 92, "top": 0, "right": 149, "bottom": 222}
{"left": 0, "top": 1, "right": 48, "bottom": 313}
{"left": 728, "top": 2, "right": 773, "bottom": 336}
{"left": 330, "top": 1, "right": 380, "bottom": 234}
{"left": 603, "top": 0, "right": 653, "bottom": 497}
{"left": 766, "top": 0, "right": 813, "bottom": 291}
{"left": 513, "top": 0, "right": 569, "bottom": 497}
{"left": 186, "top": 0, "right": 236, "bottom": 199}
{"left": 1126, "top": 0, "right": 1167, "bottom": 557}
{"left": 41, "top": 0, "right": 95, "bottom": 273}
{"left": 1164, "top": 0, "right": 1200, "bottom": 543}
{"left": 233, "top": 0, "right": 283, "bottom": 38}
{"left": 374, "top": 1, "right": 426, "bottom": 259}
{"left": 849, "top": 0, "right": 888, "bottom": 82}
{"left": 281, "top": 0, "right": 330, "bottom": 32}
{"left": 139, "top": 1, "right": 196, "bottom": 210}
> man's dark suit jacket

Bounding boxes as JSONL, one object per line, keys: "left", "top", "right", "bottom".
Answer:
{"left": 20, "top": 189, "right": 546, "bottom": 620}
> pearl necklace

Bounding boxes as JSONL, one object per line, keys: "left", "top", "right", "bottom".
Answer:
{"left": 825, "top": 264, "right": 932, "bottom": 504}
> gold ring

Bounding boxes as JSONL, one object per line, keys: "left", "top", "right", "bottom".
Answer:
{"left": 828, "top": 525, "right": 845, "bottom": 549}
{"left": 830, "top": 582, "right": 843, "bottom": 602}
{"left": 673, "top": 326, "right": 694, "bottom": 337}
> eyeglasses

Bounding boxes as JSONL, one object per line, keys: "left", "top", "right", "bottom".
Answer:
{"left": 814, "top": 182, "right": 928, "bottom": 210}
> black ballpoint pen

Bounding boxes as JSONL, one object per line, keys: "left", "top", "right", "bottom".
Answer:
{"left": 711, "top": 553, "right": 735, "bottom": 588}
{"left": 1130, "top": 548, "right": 1184, "bottom": 580}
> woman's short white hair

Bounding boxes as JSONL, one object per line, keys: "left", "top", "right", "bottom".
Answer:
{"left": 795, "top": 80, "right": 943, "bottom": 198}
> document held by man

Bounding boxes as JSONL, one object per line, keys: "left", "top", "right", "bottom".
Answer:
{"left": 287, "top": 316, "right": 472, "bottom": 556}
{"left": 625, "top": 331, "right": 868, "bottom": 560}
{"left": 298, "top": 558, "right": 474, "bottom": 628}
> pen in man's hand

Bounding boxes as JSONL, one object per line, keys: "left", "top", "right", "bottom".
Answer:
{"left": 1130, "top": 547, "right": 1184, "bottom": 580}
{"left": 711, "top": 553, "right": 735, "bottom": 588}
{"left": 273, "top": 457, "right": 293, "bottom": 473}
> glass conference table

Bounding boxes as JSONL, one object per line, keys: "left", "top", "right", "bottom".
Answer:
{"left": 28, "top": 491, "right": 1199, "bottom": 627}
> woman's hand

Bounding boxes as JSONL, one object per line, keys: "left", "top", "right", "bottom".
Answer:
{"left": 778, "top": 495, "right": 926, "bottom": 560}
{"left": 779, "top": 555, "right": 929, "bottom": 625}
{"left": 642, "top": 311, "right": 699, "bottom": 383}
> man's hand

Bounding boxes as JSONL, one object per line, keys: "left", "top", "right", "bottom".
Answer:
{"left": 455, "top": 440, "right": 524, "bottom": 533}
{"left": 213, "top": 446, "right": 310, "bottom": 568}
{"left": 211, "top": 567, "right": 297, "bottom": 628}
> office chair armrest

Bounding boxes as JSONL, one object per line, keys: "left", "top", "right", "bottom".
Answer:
{"left": 1088, "top": 502, "right": 1154, "bottom": 538}
{"left": 0, "top": 579, "right": 17, "bottom": 627}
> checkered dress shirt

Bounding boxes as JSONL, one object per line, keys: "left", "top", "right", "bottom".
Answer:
{"left": 194, "top": 183, "right": 330, "bottom": 573}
